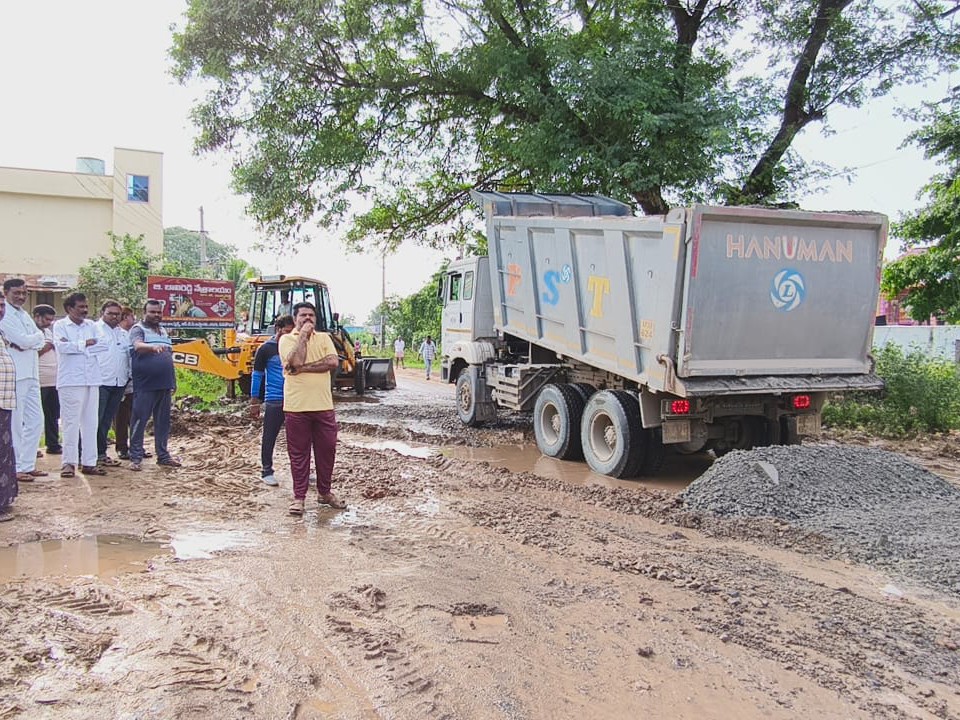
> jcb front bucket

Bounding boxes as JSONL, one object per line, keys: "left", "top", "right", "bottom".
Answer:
{"left": 362, "top": 358, "right": 396, "bottom": 389}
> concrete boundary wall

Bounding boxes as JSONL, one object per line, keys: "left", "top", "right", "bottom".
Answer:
{"left": 873, "top": 326, "right": 960, "bottom": 362}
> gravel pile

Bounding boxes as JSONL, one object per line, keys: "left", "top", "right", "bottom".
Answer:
{"left": 681, "top": 445, "right": 960, "bottom": 595}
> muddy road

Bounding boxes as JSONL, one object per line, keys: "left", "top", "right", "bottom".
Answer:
{"left": 1, "top": 368, "right": 958, "bottom": 719}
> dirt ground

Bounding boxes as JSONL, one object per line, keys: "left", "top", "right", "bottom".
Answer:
{"left": 1, "top": 367, "right": 958, "bottom": 720}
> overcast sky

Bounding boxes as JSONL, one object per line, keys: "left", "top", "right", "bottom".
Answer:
{"left": 0, "top": 1, "right": 951, "bottom": 321}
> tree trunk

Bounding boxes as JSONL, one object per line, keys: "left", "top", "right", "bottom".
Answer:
{"left": 633, "top": 188, "right": 669, "bottom": 216}
{"left": 736, "top": 0, "right": 852, "bottom": 205}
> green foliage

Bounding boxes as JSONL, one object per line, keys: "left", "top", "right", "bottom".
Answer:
{"left": 823, "top": 344, "right": 960, "bottom": 435}
{"left": 74, "top": 233, "right": 156, "bottom": 310}
{"left": 369, "top": 268, "right": 444, "bottom": 350}
{"left": 882, "top": 87, "right": 960, "bottom": 323}
{"left": 171, "top": 0, "right": 944, "bottom": 252}
{"left": 174, "top": 367, "right": 227, "bottom": 409}
{"left": 162, "top": 226, "right": 239, "bottom": 276}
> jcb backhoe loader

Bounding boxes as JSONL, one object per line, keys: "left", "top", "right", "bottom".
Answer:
{"left": 171, "top": 275, "right": 396, "bottom": 396}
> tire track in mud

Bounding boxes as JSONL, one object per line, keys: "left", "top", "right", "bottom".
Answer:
{"left": 329, "top": 447, "right": 960, "bottom": 720}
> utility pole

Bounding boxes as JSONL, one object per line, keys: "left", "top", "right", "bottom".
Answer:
{"left": 199, "top": 206, "right": 208, "bottom": 271}
{"left": 380, "top": 250, "right": 386, "bottom": 348}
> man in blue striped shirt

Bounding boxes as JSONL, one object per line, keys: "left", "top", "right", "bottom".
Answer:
{"left": 249, "top": 315, "right": 294, "bottom": 486}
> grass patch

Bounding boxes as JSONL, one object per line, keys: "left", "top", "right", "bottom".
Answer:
{"left": 823, "top": 344, "right": 960, "bottom": 436}
{"left": 174, "top": 367, "right": 228, "bottom": 410}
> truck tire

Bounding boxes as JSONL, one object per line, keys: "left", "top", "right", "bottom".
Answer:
{"left": 456, "top": 367, "right": 484, "bottom": 427}
{"left": 568, "top": 383, "right": 596, "bottom": 405}
{"left": 580, "top": 390, "right": 645, "bottom": 479}
{"left": 639, "top": 427, "right": 667, "bottom": 476}
{"left": 779, "top": 417, "right": 801, "bottom": 446}
{"left": 534, "top": 384, "right": 586, "bottom": 460}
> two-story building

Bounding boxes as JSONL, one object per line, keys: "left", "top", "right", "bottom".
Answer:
{"left": 0, "top": 147, "right": 163, "bottom": 310}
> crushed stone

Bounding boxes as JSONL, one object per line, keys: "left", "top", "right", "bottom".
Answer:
{"left": 681, "top": 445, "right": 960, "bottom": 595}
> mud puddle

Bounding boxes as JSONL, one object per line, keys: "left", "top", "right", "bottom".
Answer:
{"left": 443, "top": 444, "right": 714, "bottom": 492}
{"left": 341, "top": 435, "right": 437, "bottom": 459}
{"left": 169, "top": 530, "right": 260, "bottom": 559}
{"left": 0, "top": 534, "right": 168, "bottom": 581}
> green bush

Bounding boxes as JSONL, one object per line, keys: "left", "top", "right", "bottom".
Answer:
{"left": 174, "top": 367, "right": 227, "bottom": 410}
{"left": 823, "top": 344, "right": 960, "bottom": 436}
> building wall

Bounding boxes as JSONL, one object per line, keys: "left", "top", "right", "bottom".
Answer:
{"left": 0, "top": 147, "right": 162, "bottom": 309}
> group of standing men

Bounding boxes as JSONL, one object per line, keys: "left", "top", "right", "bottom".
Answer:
{"left": 0, "top": 281, "right": 180, "bottom": 521}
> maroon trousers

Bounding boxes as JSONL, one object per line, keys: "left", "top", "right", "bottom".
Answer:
{"left": 284, "top": 410, "right": 338, "bottom": 499}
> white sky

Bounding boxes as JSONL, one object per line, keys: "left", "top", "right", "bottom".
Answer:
{"left": 0, "top": 1, "right": 951, "bottom": 321}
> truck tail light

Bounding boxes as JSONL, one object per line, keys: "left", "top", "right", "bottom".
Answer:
{"left": 792, "top": 394, "right": 811, "bottom": 410}
{"left": 671, "top": 399, "right": 691, "bottom": 414}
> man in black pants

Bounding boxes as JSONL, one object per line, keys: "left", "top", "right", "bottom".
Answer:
{"left": 249, "top": 315, "right": 294, "bottom": 486}
{"left": 32, "top": 305, "right": 61, "bottom": 455}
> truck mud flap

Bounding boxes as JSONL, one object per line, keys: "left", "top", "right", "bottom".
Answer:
{"left": 362, "top": 358, "right": 397, "bottom": 389}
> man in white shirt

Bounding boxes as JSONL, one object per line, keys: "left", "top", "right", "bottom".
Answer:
{"left": 53, "top": 292, "right": 108, "bottom": 478}
{"left": 393, "top": 337, "right": 406, "bottom": 369}
{"left": 95, "top": 300, "right": 132, "bottom": 467}
{"left": 0, "top": 279, "right": 47, "bottom": 480}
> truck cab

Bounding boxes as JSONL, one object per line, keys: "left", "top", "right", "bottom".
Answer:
{"left": 440, "top": 257, "right": 495, "bottom": 383}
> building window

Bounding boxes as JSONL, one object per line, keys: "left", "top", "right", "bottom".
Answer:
{"left": 127, "top": 174, "right": 149, "bottom": 202}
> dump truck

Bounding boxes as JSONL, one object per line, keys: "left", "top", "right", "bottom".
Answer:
{"left": 173, "top": 275, "right": 395, "bottom": 395}
{"left": 440, "top": 191, "right": 886, "bottom": 479}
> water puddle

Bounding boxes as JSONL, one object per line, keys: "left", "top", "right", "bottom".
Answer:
{"left": 0, "top": 535, "right": 168, "bottom": 581}
{"left": 342, "top": 436, "right": 437, "bottom": 459}
{"left": 169, "top": 530, "right": 258, "bottom": 560}
{"left": 442, "top": 445, "right": 713, "bottom": 493}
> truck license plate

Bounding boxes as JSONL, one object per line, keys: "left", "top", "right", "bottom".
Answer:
{"left": 662, "top": 420, "right": 692, "bottom": 444}
{"left": 797, "top": 414, "right": 820, "bottom": 436}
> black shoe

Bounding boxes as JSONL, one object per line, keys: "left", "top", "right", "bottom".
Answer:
{"left": 117, "top": 451, "right": 130, "bottom": 460}
{"left": 46, "top": 447, "right": 63, "bottom": 455}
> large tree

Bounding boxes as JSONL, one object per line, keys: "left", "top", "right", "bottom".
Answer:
{"left": 881, "top": 86, "right": 960, "bottom": 322}
{"left": 172, "top": 0, "right": 947, "bottom": 252}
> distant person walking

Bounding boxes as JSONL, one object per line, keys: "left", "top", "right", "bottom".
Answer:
{"left": 33, "top": 304, "right": 61, "bottom": 456}
{"left": 250, "top": 314, "right": 294, "bottom": 486}
{"left": 0, "top": 290, "right": 19, "bottom": 521}
{"left": 53, "top": 293, "right": 107, "bottom": 478}
{"left": 418, "top": 336, "right": 437, "bottom": 380}
{"left": 95, "top": 300, "right": 131, "bottom": 467}
{"left": 393, "top": 336, "right": 406, "bottom": 369}
{"left": 279, "top": 302, "right": 345, "bottom": 515}
{"left": 0, "top": 278, "right": 47, "bottom": 481}
{"left": 128, "top": 300, "right": 180, "bottom": 471}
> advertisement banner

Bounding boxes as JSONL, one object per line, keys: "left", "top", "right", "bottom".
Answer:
{"left": 146, "top": 276, "right": 236, "bottom": 329}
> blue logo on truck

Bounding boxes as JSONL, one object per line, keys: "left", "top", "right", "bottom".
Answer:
{"left": 770, "top": 269, "right": 805, "bottom": 311}
{"left": 541, "top": 264, "right": 573, "bottom": 306}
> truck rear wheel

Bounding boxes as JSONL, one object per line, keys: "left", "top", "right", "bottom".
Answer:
{"left": 639, "top": 428, "right": 667, "bottom": 476}
{"left": 534, "top": 384, "right": 586, "bottom": 460}
{"left": 580, "top": 390, "right": 645, "bottom": 479}
{"left": 567, "top": 383, "right": 596, "bottom": 404}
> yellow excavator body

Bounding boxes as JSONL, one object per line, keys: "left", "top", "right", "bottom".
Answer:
{"left": 171, "top": 275, "right": 395, "bottom": 395}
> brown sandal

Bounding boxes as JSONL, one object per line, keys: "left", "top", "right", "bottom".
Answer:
{"left": 60, "top": 464, "right": 76, "bottom": 478}
{"left": 81, "top": 465, "right": 108, "bottom": 476}
{"left": 318, "top": 492, "right": 347, "bottom": 510}
{"left": 288, "top": 499, "right": 305, "bottom": 516}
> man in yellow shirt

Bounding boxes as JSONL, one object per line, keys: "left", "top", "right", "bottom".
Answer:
{"left": 279, "top": 302, "right": 346, "bottom": 515}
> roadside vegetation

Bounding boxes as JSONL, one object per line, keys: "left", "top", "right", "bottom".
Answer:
{"left": 823, "top": 344, "right": 960, "bottom": 436}
{"left": 174, "top": 367, "right": 229, "bottom": 410}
